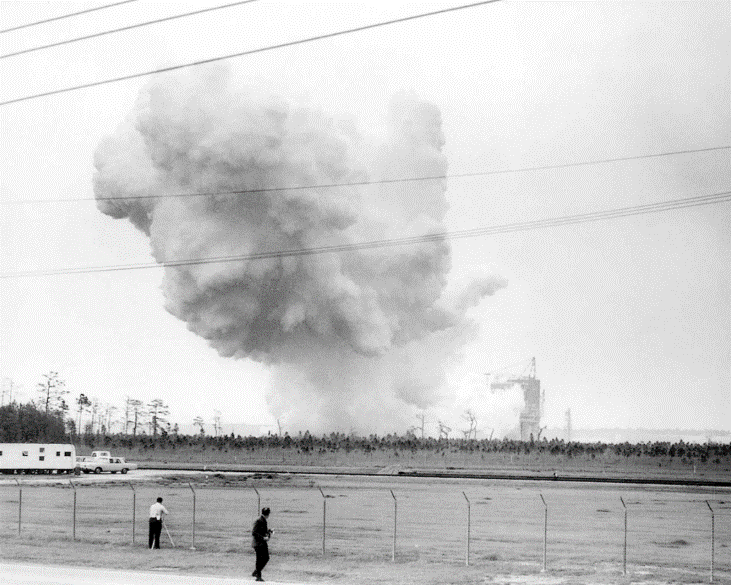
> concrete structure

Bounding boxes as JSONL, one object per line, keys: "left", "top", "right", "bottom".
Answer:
{"left": 489, "top": 358, "right": 544, "bottom": 441}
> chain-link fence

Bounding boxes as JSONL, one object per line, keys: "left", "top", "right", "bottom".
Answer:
{"left": 2, "top": 478, "right": 729, "bottom": 581}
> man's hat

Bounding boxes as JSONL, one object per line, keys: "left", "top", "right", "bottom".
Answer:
{"left": 262, "top": 507, "right": 270, "bottom": 516}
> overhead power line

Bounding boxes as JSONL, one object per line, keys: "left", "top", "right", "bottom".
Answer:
{"left": 3, "top": 145, "right": 728, "bottom": 206}
{"left": 1, "top": 0, "right": 138, "bottom": 34}
{"left": 1, "top": 1, "right": 258, "bottom": 60}
{"left": 0, "top": 0, "right": 501, "bottom": 106}
{"left": 2, "top": 190, "right": 728, "bottom": 279}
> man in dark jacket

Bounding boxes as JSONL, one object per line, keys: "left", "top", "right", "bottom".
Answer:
{"left": 251, "top": 507, "right": 272, "bottom": 581}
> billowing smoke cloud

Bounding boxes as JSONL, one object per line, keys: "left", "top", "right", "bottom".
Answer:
{"left": 94, "top": 66, "right": 507, "bottom": 434}
{"left": 455, "top": 277, "right": 510, "bottom": 313}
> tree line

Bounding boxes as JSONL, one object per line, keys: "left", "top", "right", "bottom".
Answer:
{"left": 0, "top": 373, "right": 234, "bottom": 441}
{"left": 1, "top": 372, "right": 175, "bottom": 441}
{"left": 1, "top": 374, "right": 729, "bottom": 466}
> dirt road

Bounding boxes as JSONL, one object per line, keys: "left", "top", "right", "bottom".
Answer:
{"left": 0, "top": 563, "right": 307, "bottom": 585}
{"left": 0, "top": 562, "right": 687, "bottom": 585}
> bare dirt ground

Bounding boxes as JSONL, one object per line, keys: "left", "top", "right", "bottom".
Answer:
{"left": 1, "top": 563, "right": 305, "bottom": 585}
{"left": 1, "top": 471, "right": 729, "bottom": 584}
{"left": 1, "top": 561, "right": 704, "bottom": 585}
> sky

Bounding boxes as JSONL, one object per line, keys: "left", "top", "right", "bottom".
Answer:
{"left": 1, "top": 0, "right": 729, "bottom": 438}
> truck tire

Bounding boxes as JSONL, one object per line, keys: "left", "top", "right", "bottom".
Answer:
{"left": 94, "top": 467, "right": 102, "bottom": 474}
{"left": 121, "top": 468, "right": 128, "bottom": 474}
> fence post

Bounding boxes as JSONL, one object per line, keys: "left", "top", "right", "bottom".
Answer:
{"left": 253, "top": 486, "right": 260, "bottom": 519}
{"left": 318, "top": 487, "right": 326, "bottom": 555}
{"left": 128, "top": 482, "right": 136, "bottom": 545}
{"left": 706, "top": 501, "right": 714, "bottom": 583}
{"left": 15, "top": 479, "right": 21, "bottom": 536}
{"left": 188, "top": 482, "right": 196, "bottom": 550}
{"left": 463, "top": 491, "right": 471, "bottom": 566}
{"left": 390, "top": 489, "right": 397, "bottom": 562}
{"left": 540, "top": 493, "right": 547, "bottom": 572}
{"left": 620, "top": 496, "right": 627, "bottom": 576}
{"left": 69, "top": 480, "right": 77, "bottom": 540}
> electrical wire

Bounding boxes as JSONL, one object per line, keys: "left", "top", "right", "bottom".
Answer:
{"left": 0, "top": 0, "right": 501, "bottom": 106}
{"left": 1, "top": 0, "right": 138, "bottom": 34}
{"left": 3, "top": 145, "right": 728, "bottom": 206}
{"left": 2, "top": 190, "right": 728, "bottom": 278}
{"left": 1, "top": 1, "right": 258, "bottom": 60}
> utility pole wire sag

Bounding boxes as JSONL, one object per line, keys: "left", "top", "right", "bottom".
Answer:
{"left": 0, "top": 0, "right": 501, "bottom": 106}
{"left": 3, "top": 145, "right": 727, "bottom": 206}
{"left": 1, "top": 1, "right": 259, "bottom": 60}
{"left": 2, "top": 190, "right": 728, "bottom": 278}
{"left": 1, "top": 0, "right": 138, "bottom": 34}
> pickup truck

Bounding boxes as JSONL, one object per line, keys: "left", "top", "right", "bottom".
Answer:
{"left": 75, "top": 451, "right": 138, "bottom": 474}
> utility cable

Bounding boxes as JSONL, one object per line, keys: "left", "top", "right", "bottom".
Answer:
{"left": 2, "top": 190, "right": 728, "bottom": 278}
{"left": 0, "top": 0, "right": 501, "bottom": 106}
{"left": 3, "top": 144, "right": 728, "bottom": 206}
{"left": 1, "top": 0, "right": 138, "bottom": 34}
{"left": 1, "top": 1, "right": 258, "bottom": 60}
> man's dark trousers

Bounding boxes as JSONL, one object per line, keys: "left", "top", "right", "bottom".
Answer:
{"left": 254, "top": 542, "right": 269, "bottom": 577}
{"left": 149, "top": 518, "right": 162, "bottom": 549}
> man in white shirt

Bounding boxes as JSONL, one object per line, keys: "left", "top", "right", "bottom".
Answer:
{"left": 148, "top": 496, "right": 169, "bottom": 549}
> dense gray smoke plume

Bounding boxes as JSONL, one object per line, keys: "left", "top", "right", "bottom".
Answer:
{"left": 94, "top": 67, "right": 507, "bottom": 433}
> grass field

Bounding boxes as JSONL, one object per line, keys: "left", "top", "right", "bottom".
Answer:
{"left": 78, "top": 442, "right": 731, "bottom": 484}
{"left": 1, "top": 471, "right": 729, "bottom": 584}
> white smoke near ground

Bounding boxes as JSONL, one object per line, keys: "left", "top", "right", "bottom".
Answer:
{"left": 94, "top": 66, "right": 508, "bottom": 434}
{"left": 435, "top": 373, "right": 524, "bottom": 439}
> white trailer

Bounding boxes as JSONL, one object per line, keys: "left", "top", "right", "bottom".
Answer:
{"left": 0, "top": 443, "right": 77, "bottom": 474}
